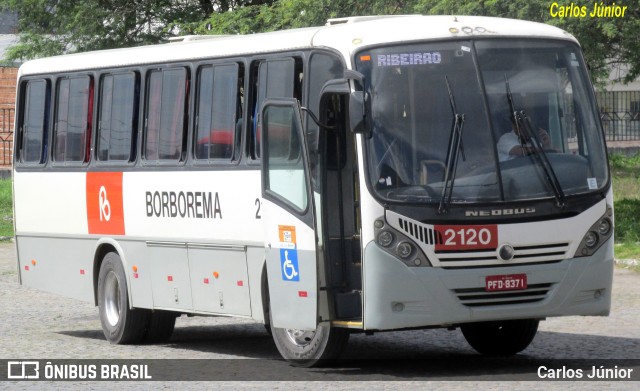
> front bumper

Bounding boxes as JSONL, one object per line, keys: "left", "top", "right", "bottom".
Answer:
{"left": 362, "top": 238, "right": 614, "bottom": 330}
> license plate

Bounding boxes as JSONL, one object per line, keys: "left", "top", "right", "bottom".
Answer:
{"left": 485, "top": 274, "right": 527, "bottom": 292}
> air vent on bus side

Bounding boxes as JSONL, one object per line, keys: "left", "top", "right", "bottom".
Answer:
{"left": 398, "top": 218, "right": 441, "bottom": 246}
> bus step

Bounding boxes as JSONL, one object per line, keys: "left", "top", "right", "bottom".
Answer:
{"left": 335, "top": 290, "right": 362, "bottom": 319}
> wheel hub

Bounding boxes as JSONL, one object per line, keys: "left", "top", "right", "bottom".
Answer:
{"left": 285, "top": 328, "right": 316, "bottom": 347}
{"left": 104, "top": 271, "right": 121, "bottom": 327}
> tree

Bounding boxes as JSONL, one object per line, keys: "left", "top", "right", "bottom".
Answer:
{"left": 415, "top": 0, "right": 640, "bottom": 86}
{"left": 0, "top": 0, "right": 276, "bottom": 62}
{"left": 195, "top": 0, "right": 640, "bottom": 85}
{"left": 4, "top": 0, "right": 638, "bottom": 86}
{"left": 192, "top": 0, "right": 419, "bottom": 35}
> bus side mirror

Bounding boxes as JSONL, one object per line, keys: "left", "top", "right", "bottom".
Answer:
{"left": 349, "top": 91, "right": 371, "bottom": 135}
{"left": 319, "top": 70, "right": 371, "bottom": 135}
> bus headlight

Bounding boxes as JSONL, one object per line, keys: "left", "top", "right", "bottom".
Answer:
{"left": 574, "top": 206, "right": 613, "bottom": 258}
{"left": 396, "top": 241, "right": 413, "bottom": 259}
{"left": 584, "top": 231, "right": 598, "bottom": 248}
{"left": 373, "top": 215, "right": 432, "bottom": 267}
{"left": 377, "top": 231, "right": 394, "bottom": 247}
{"left": 598, "top": 218, "right": 611, "bottom": 236}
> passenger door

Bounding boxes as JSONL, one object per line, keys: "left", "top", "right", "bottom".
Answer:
{"left": 260, "top": 98, "right": 318, "bottom": 330}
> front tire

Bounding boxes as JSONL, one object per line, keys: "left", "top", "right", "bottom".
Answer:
{"left": 461, "top": 319, "right": 539, "bottom": 356}
{"left": 270, "top": 320, "right": 349, "bottom": 367}
{"left": 98, "top": 252, "right": 149, "bottom": 344}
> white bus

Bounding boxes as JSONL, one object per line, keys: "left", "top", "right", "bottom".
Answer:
{"left": 13, "top": 15, "right": 613, "bottom": 366}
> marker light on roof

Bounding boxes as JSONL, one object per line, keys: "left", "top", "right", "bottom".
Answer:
{"left": 449, "top": 27, "right": 459, "bottom": 34}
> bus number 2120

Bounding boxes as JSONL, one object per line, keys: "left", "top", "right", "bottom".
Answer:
{"left": 435, "top": 225, "right": 498, "bottom": 250}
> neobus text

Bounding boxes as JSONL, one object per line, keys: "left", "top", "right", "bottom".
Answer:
{"left": 465, "top": 207, "right": 536, "bottom": 217}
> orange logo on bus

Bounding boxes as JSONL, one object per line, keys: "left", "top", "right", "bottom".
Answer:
{"left": 86, "top": 172, "right": 125, "bottom": 235}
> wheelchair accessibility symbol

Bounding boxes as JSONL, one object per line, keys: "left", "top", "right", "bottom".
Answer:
{"left": 280, "top": 248, "right": 300, "bottom": 281}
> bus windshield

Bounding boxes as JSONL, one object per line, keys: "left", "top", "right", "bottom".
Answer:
{"left": 356, "top": 39, "right": 608, "bottom": 205}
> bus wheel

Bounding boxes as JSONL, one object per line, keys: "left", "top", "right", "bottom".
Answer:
{"left": 98, "top": 252, "right": 149, "bottom": 344}
{"left": 461, "top": 319, "right": 539, "bottom": 356}
{"left": 144, "top": 310, "right": 177, "bottom": 343}
{"left": 270, "top": 321, "right": 349, "bottom": 367}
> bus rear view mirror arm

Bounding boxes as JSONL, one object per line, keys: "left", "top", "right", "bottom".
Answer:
{"left": 317, "top": 71, "right": 371, "bottom": 136}
{"left": 348, "top": 91, "right": 371, "bottom": 136}
{"left": 343, "top": 70, "right": 371, "bottom": 136}
{"left": 300, "top": 106, "right": 335, "bottom": 131}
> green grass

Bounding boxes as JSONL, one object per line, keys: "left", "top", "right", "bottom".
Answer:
{"left": 610, "top": 154, "right": 640, "bottom": 200}
{"left": 0, "top": 179, "right": 12, "bottom": 239}
{"left": 614, "top": 242, "right": 640, "bottom": 259}
{"left": 613, "top": 199, "right": 640, "bottom": 243}
{"left": 610, "top": 153, "right": 640, "bottom": 262}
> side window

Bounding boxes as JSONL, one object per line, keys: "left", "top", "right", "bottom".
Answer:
{"left": 251, "top": 57, "right": 302, "bottom": 159}
{"left": 53, "top": 75, "right": 93, "bottom": 163}
{"left": 19, "top": 79, "right": 49, "bottom": 164}
{"left": 98, "top": 72, "right": 138, "bottom": 162}
{"left": 144, "top": 67, "right": 188, "bottom": 162}
{"left": 195, "top": 63, "right": 243, "bottom": 162}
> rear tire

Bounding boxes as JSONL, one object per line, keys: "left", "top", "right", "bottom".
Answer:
{"left": 270, "top": 316, "right": 349, "bottom": 367}
{"left": 461, "top": 319, "right": 539, "bottom": 356}
{"left": 97, "top": 252, "right": 149, "bottom": 344}
{"left": 144, "top": 310, "right": 177, "bottom": 343}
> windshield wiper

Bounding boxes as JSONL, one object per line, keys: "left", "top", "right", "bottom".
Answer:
{"left": 505, "top": 75, "right": 566, "bottom": 208}
{"left": 438, "top": 75, "right": 466, "bottom": 214}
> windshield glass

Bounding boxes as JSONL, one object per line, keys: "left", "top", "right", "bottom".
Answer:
{"left": 356, "top": 39, "right": 608, "bottom": 204}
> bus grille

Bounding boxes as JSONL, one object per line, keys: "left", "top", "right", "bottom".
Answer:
{"left": 395, "top": 217, "right": 569, "bottom": 268}
{"left": 436, "top": 243, "right": 570, "bottom": 268}
{"left": 453, "top": 283, "right": 553, "bottom": 307}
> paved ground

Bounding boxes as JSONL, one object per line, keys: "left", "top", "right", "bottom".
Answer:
{"left": 0, "top": 242, "right": 638, "bottom": 389}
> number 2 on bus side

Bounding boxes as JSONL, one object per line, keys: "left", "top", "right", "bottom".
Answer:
{"left": 435, "top": 225, "right": 498, "bottom": 250}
